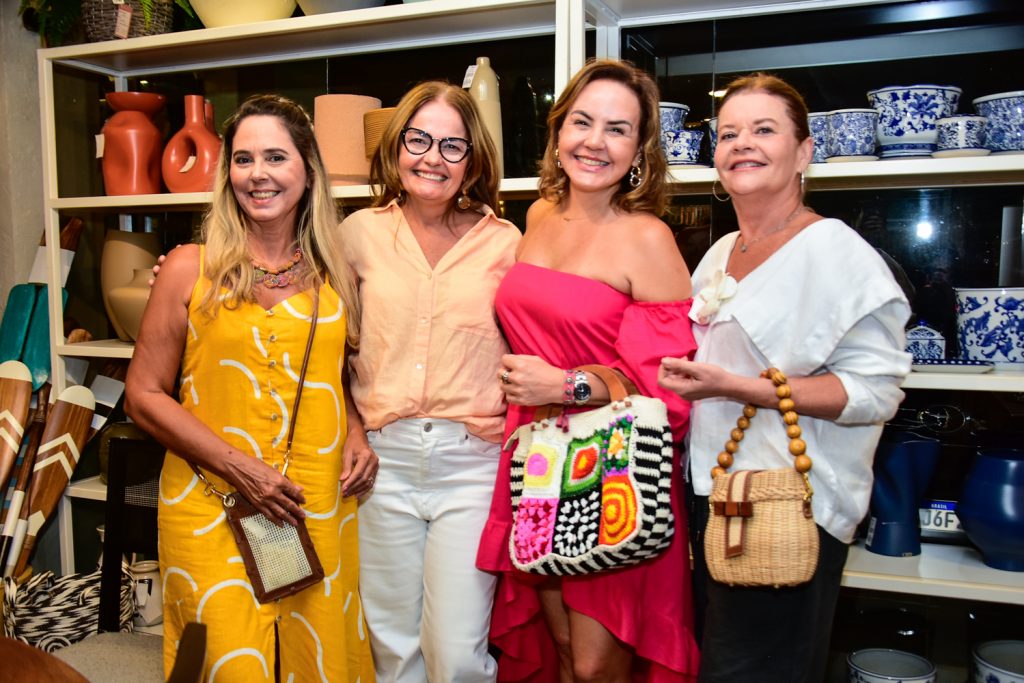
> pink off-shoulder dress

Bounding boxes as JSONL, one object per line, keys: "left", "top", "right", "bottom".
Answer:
{"left": 476, "top": 262, "right": 701, "bottom": 682}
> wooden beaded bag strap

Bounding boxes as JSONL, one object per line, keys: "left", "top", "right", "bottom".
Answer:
{"left": 712, "top": 367, "right": 815, "bottom": 517}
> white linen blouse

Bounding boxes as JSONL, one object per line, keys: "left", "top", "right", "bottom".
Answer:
{"left": 687, "top": 218, "right": 912, "bottom": 543}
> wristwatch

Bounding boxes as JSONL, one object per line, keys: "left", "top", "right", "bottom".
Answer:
{"left": 572, "top": 370, "right": 591, "bottom": 406}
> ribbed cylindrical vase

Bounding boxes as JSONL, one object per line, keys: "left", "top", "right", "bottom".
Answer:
{"left": 315, "top": 94, "right": 381, "bottom": 185}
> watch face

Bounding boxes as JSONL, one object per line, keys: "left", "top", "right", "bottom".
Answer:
{"left": 574, "top": 382, "right": 592, "bottom": 402}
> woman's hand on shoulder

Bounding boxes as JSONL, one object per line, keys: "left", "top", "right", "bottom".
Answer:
{"left": 626, "top": 216, "right": 692, "bottom": 302}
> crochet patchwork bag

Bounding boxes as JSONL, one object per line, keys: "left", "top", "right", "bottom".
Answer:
{"left": 507, "top": 365, "right": 675, "bottom": 575}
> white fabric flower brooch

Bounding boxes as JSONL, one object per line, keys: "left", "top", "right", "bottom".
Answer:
{"left": 690, "top": 269, "right": 738, "bottom": 325}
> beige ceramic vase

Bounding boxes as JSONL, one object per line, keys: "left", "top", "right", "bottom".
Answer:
{"left": 100, "top": 231, "right": 161, "bottom": 341}
{"left": 314, "top": 94, "right": 381, "bottom": 185}
{"left": 107, "top": 269, "right": 153, "bottom": 342}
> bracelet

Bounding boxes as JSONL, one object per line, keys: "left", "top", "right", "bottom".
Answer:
{"left": 562, "top": 369, "right": 575, "bottom": 406}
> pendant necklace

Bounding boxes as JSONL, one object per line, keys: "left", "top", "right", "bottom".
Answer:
{"left": 252, "top": 248, "right": 303, "bottom": 288}
{"left": 737, "top": 205, "right": 808, "bottom": 253}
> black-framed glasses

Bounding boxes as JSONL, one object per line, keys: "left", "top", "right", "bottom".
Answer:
{"left": 400, "top": 127, "right": 472, "bottom": 163}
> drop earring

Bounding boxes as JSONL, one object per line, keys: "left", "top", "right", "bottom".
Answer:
{"left": 555, "top": 148, "right": 562, "bottom": 169}
{"left": 457, "top": 190, "right": 472, "bottom": 210}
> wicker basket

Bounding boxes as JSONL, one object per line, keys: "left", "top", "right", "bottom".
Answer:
{"left": 2, "top": 566, "right": 135, "bottom": 652}
{"left": 83, "top": 0, "right": 175, "bottom": 43}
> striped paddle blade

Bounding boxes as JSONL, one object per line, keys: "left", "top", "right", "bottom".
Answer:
{"left": 6, "top": 385, "right": 94, "bottom": 578}
{"left": 0, "top": 361, "right": 33, "bottom": 494}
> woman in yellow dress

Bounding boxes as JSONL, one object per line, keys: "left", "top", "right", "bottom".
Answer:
{"left": 126, "top": 94, "right": 376, "bottom": 682}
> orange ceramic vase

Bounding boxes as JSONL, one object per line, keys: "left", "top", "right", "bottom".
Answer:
{"left": 162, "top": 95, "right": 222, "bottom": 193}
{"left": 101, "top": 92, "right": 166, "bottom": 196}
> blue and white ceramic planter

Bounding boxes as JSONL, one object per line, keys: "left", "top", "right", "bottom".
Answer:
{"left": 658, "top": 102, "right": 689, "bottom": 132}
{"left": 826, "top": 108, "right": 878, "bottom": 158}
{"left": 973, "top": 640, "right": 1024, "bottom": 683}
{"left": 661, "top": 129, "right": 703, "bottom": 165}
{"left": 708, "top": 117, "right": 718, "bottom": 158}
{"left": 905, "top": 324, "right": 945, "bottom": 361}
{"left": 867, "top": 85, "right": 961, "bottom": 157}
{"left": 848, "top": 649, "right": 936, "bottom": 683}
{"left": 808, "top": 112, "right": 829, "bottom": 163}
{"left": 973, "top": 91, "right": 1024, "bottom": 153}
{"left": 935, "top": 115, "right": 987, "bottom": 151}
{"left": 955, "top": 287, "right": 1024, "bottom": 370}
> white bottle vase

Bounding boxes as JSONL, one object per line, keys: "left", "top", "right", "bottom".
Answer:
{"left": 468, "top": 57, "right": 503, "bottom": 179}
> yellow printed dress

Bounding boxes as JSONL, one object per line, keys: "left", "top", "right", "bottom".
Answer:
{"left": 159, "top": 264, "right": 374, "bottom": 682}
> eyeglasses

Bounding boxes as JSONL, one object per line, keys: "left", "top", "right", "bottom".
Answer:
{"left": 400, "top": 127, "right": 472, "bottom": 163}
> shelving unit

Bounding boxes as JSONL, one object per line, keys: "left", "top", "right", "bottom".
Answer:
{"left": 36, "top": 0, "right": 1024, "bottom": 620}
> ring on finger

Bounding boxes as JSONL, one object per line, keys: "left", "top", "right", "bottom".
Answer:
{"left": 501, "top": 369, "right": 511, "bottom": 385}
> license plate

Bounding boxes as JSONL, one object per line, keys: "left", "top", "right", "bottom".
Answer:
{"left": 919, "top": 500, "right": 962, "bottom": 534}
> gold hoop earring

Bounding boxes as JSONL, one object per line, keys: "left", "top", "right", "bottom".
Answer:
{"left": 629, "top": 164, "right": 642, "bottom": 188}
{"left": 711, "top": 178, "right": 730, "bottom": 202}
{"left": 800, "top": 172, "right": 806, "bottom": 196}
{"left": 457, "top": 190, "right": 472, "bottom": 210}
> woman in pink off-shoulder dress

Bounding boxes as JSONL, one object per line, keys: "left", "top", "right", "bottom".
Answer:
{"left": 476, "top": 59, "right": 700, "bottom": 683}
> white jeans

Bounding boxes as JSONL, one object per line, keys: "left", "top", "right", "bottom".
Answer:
{"left": 360, "top": 417, "right": 499, "bottom": 683}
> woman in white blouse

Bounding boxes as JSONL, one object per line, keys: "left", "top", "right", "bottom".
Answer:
{"left": 658, "top": 74, "right": 911, "bottom": 683}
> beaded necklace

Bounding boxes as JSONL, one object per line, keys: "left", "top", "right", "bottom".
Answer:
{"left": 737, "top": 205, "right": 807, "bottom": 253}
{"left": 252, "top": 248, "right": 303, "bottom": 288}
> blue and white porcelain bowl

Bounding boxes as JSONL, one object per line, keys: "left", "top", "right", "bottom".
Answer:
{"left": 708, "top": 117, "right": 718, "bottom": 158}
{"left": 905, "top": 324, "right": 945, "bottom": 361}
{"left": 808, "top": 112, "right": 829, "bottom": 163}
{"left": 827, "top": 108, "right": 879, "bottom": 159}
{"left": 866, "top": 85, "right": 962, "bottom": 157}
{"left": 955, "top": 287, "right": 1024, "bottom": 370}
{"left": 848, "top": 648, "right": 936, "bottom": 683}
{"left": 973, "top": 91, "right": 1024, "bottom": 153}
{"left": 662, "top": 128, "right": 703, "bottom": 165}
{"left": 659, "top": 102, "right": 690, "bottom": 132}
{"left": 934, "top": 115, "right": 988, "bottom": 156}
{"left": 974, "top": 640, "right": 1024, "bottom": 683}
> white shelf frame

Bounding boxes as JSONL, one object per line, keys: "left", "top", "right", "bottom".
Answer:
{"left": 41, "top": 0, "right": 1024, "bottom": 611}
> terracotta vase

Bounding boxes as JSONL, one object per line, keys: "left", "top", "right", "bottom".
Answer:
{"left": 314, "top": 94, "right": 381, "bottom": 185}
{"left": 107, "top": 269, "right": 153, "bottom": 342}
{"left": 101, "top": 92, "right": 166, "bottom": 196}
{"left": 162, "top": 95, "right": 222, "bottom": 193}
{"left": 100, "top": 231, "right": 161, "bottom": 342}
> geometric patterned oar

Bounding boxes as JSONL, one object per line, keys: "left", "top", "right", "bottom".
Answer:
{"left": 5, "top": 384, "right": 94, "bottom": 578}
{"left": 0, "top": 360, "right": 33, "bottom": 495}
{"left": 0, "top": 384, "right": 49, "bottom": 573}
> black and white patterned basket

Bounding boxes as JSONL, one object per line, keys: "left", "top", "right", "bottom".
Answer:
{"left": 2, "top": 564, "right": 135, "bottom": 652}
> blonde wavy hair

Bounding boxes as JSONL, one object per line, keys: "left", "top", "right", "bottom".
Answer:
{"left": 369, "top": 81, "right": 500, "bottom": 215}
{"left": 198, "top": 94, "right": 360, "bottom": 346}
{"left": 538, "top": 58, "right": 667, "bottom": 216}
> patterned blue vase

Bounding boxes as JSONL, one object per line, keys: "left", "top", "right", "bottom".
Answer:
{"left": 958, "top": 448, "right": 1024, "bottom": 572}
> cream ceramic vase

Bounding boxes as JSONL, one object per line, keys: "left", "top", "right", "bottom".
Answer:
{"left": 190, "top": 0, "right": 296, "bottom": 27}
{"left": 100, "top": 231, "right": 161, "bottom": 341}
{"left": 314, "top": 94, "right": 382, "bottom": 185}
{"left": 468, "top": 57, "right": 503, "bottom": 178}
{"left": 107, "top": 269, "right": 153, "bottom": 342}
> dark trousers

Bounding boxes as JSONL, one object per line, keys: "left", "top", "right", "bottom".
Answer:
{"left": 688, "top": 482, "right": 849, "bottom": 683}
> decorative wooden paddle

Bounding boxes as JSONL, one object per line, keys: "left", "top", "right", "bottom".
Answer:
{"left": 0, "top": 361, "right": 33, "bottom": 495}
{"left": 6, "top": 384, "right": 94, "bottom": 578}
{"left": 0, "top": 384, "right": 49, "bottom": 572}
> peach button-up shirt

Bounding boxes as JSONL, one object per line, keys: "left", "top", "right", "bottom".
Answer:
{"left": 340, "top": 200, "right": 521, "bottom": 443}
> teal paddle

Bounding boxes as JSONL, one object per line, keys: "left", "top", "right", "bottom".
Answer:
{"left": 21, "top": 286, "right": 67, "bottom": 392}
{"left": 0, "top": 284, "right": 39, "bottom": 364}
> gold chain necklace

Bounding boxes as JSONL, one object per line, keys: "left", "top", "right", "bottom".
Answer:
{"left": 737, "top": 205, "right": 808, "bottom": 253}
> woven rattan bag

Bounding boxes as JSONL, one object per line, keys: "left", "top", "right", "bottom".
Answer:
{"left": 704, "top": 368, "right": 819, "bottom": 587}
